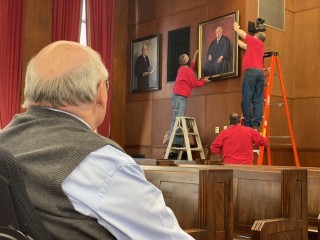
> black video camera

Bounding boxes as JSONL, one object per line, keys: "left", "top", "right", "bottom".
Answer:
{"left": 248, "top": 18, "right": 266, "bottom": 34}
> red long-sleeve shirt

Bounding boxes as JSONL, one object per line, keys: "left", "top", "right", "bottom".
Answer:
{"left": 210, "top": 124, "right": 268, "bottom": 164}
{"left": 173, "top": 61, "right": 206, "bottom": 97}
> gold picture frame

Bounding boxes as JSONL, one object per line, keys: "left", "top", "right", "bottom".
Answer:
{"left": 131, "top": 34, "right": 160, "bottom": 93}
{"left": 198, "top": 11, "right": 239, "bottom": 80}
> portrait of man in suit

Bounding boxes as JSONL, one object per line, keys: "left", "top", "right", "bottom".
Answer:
{"left": 199, "top": 12, "right": 239, "bottom": 80}
{"left": 131, "top": 34, "right": 160, "bottom": 92}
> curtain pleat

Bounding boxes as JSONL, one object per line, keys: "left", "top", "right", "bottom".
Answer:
{"left": 52, "top": 0, "right": 81, "bottom": 42}
{"left": 0, "top": 0, "right": 24, "bottom": 128}
{"left": 87, "top": 0, "right": 115, "bottom": 137}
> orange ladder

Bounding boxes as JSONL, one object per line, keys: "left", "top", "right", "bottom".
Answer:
{"left": 258, "top": 52, "right": 300, "bottom": 167}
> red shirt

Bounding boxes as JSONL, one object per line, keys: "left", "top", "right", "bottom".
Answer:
{"left": 173, "top": 61, "right": 206, "bottom": 97}
{"left": 242, "top": 34, "right": 264, "bottom": 72}
{"left": 210, "top": 124, "right": 268, "bottom": 164}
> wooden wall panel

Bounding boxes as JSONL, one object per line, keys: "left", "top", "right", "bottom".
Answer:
{"left": 205, "top": 92, "right": 242, "bottom": 146}
{"left": 125, "top": 100, "right": 152, "bottom": 146}
{"left": 293, "top": 98, "right": 320, "bottom": 148}
{"left": 264, "top": 10, "right": 295, "bottom": 97}
{"left": 152, "top": 98, "right": 172, "bottom": 146}
{"left": 268, "top": 97, "right": 294, "bottom": 140}
{"left": 294, "top": 0, "right": 320, "bottom": 12}
{"left": 128, "top": 0, "right": 155, "bottom": 26}
{"left": 155, "top": 0, "right": 206, "bottom": 19}
{"left": 286, "top": 0, "right": 295, "bottom": 12}
{"left": 293, "top": 8, "right": 320, "bottom": 98}
{"left": 21, "top": 0, "right": 52, "bottom": 111}
{"left": 110, "top": 0, "right": 128, "bottom": 146}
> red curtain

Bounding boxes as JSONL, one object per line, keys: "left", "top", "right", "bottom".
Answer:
{"left": 0, "top": 0, "right": 24, "bottom": 128}
{"left": 87, "top": 0, "right": 115, "bottom": 137}
{"left": 52, "top": 0, "right": 81, "bottom": 42}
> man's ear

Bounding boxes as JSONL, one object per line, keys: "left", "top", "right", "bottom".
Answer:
{"left": 96, "top": 80, "right": 107, "bottom": 107}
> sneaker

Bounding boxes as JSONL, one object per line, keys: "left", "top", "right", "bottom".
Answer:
{"left": 162, "top": 131, "right": 170, "bottom": 145}
{"left": 252, "top": 123, "right": 259, "bottom": 131}
{"left": 168, "top": 152, "right": 178, "bottom": 159}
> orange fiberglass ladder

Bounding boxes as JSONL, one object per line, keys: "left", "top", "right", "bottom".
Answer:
{"left": 257, "top": 52, "right": 300, "bottom": 167}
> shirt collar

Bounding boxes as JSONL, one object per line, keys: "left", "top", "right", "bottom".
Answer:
{"left": 44, "top": 107, "right": 92, "bottom": 130}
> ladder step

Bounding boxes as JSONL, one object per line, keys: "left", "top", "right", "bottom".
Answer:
{"left": 171, "top": 147, "right": 203, "bottom": 151}
{"left": 269, "top": 136, "right": 291, "bottom": 139}
{"left": 171, "top": 147, "right": 186, "bottom": 150}
{"left": 174, "top": 132, "right": 198, "bottom": 136}
{"left": 189, "top": 147, "right": 204, "bottom": 151}
{"left": 269, "top": 103, "right": 284, "bottom": 106}
{"left": 268, "top": 143, "right": 292, "bottom": 147}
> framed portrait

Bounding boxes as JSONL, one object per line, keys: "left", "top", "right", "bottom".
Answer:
{"left": 131, "top": 34, "right": 160, "bottom": 93}
{"left": 198, "top": 11, "right": 239, "bottom": 80}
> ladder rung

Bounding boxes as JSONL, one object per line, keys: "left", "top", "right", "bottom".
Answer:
{"left": 263, "top": 51, "right": 278, "bottom": 58}
{"left": 174, "top": 133, "right": 198, "bottom": 136}
{"left": 171, "top": 147, "right": 203, "bottom": 151}
{"left": 269, "top": 103, "right": 284, "bottom": 106}
{"left": 180, "top": 117, "right": 195, "bottom": 120}
{"left": 190, "top": 148, "right": 203, "bottom": 151}
{"left": 171, "top": 146, "right": 186, "bottom": 150}
{"left": 188, "top": 133, "right": 198, "bottom": 136}
{"left": 268, "top": 136, "right": 291, "bottom": 139}
{"left": 268, "top": 143, "right": 292, "bottom": 147}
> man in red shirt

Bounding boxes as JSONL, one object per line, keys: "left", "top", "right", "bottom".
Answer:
{"left": 233, "top": 21, "right": 266, "bottom": 130}
{"left": 211, "top": 112, "right": 268, "bottom": 164}
{"left": 168, "top": 50, "right": 210, "bottom": 146}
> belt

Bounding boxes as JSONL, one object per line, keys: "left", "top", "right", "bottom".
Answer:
{"left": 174, "top": 93, "right": 187, "bottom": 98}
{"left": 245, "top": 68, "right": 263, "bottom": 72}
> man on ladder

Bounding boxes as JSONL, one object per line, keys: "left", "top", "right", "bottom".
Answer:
{"left": 163, "top": 51, "right": 210, "bottom": 159}
{"left": 234, "top": 21, "right": 300, "bottom": 167}
{"left": 233, "top": 21, "right": 266, "bottom": 130}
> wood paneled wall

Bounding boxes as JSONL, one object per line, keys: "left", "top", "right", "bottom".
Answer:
{"left": 124, "top": 0, "right": 320, "bottom": 167}
{"left": 21, "top": 0, "right": 52, "bottom": 111}
{"left": 19, "top": 0, "right": 320, "bottom": 167}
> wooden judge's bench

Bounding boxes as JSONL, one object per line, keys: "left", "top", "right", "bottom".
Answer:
{"left": 136, "top": 159, "right": 319, "bottom": 240}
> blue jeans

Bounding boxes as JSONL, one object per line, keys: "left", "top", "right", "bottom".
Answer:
{"left": 169, "top": 94, "right": 187, "bottom": 145}
{"left": 241, "top": 69, "right": 264, "bottom": 127}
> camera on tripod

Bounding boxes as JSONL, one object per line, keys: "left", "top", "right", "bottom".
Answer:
{"left": 248, "top": 18, "right": 266, "bottom": 34}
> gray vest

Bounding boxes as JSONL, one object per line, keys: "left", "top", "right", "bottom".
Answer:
{"left": 0, "top": 107, "right": 122, "bottom": 239}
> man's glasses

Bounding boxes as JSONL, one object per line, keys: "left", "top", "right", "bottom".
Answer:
{"left": 105, "top": 79, "right": 110, "bottom": 90}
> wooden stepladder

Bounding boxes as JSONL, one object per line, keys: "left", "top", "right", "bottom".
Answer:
{"left": 164, "top": 117, "right": 205, "bottom": 161}
{"left": 258, "top": 52, "right": 300, "bottom": 167}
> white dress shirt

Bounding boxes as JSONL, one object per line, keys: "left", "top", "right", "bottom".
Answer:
{"left": 62, "top": 145, "right": 194, "bottom": 240}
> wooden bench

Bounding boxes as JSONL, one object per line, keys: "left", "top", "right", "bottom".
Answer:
{"left": 176, "top": 164, "right": 308, "bottom": 240}
{"left": 141, "top": 165, "right": 233, "bottom": 240}
{"left": 246, "top": 165, "right": 320, "bottom": 239}
{"left": 305, "top": 168, "right": 320, "bottom": 240}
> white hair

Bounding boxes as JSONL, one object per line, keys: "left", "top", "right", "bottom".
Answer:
{"left": 23, "top": 46, "right": 108, "bottom": 108}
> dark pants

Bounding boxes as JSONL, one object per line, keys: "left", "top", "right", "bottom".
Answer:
{"left": 241, "top": 68, "right": 264, "bottom": 127}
